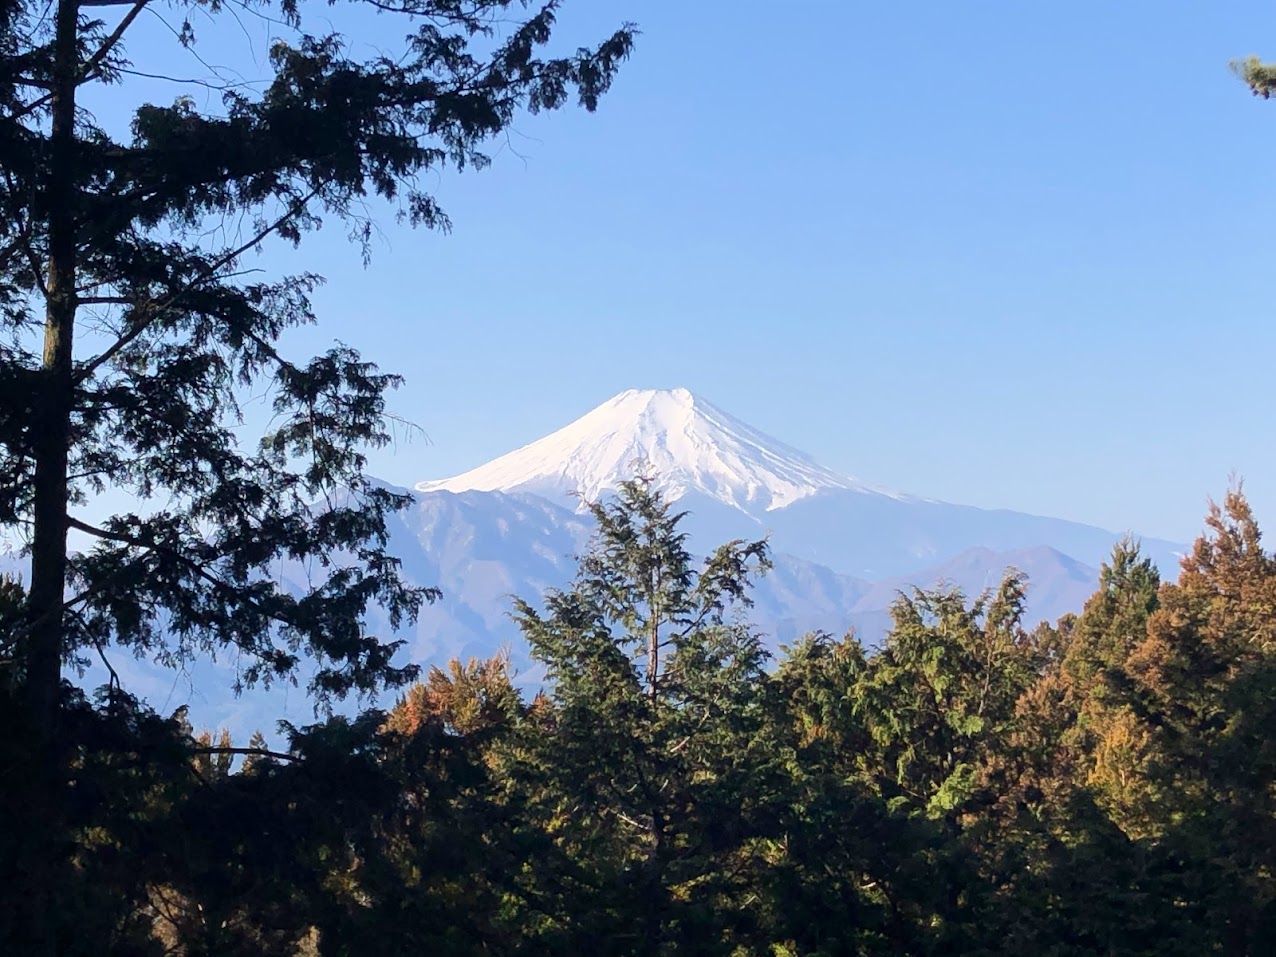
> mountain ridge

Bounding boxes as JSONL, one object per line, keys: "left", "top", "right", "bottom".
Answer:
{"left": 416, "top": 387, "right": 1183, "bottom": 578}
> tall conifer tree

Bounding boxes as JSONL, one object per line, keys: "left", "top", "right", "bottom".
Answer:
{"left": 513, "top": 478, "right": 774, "bottom": 954}
{"left": 0, "top": 1, "right": 633, "bottom": 949}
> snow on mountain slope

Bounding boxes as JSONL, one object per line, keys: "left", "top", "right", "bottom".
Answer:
{"left": 418, "top": 387, "right": 1183, "bottom": 579}
{"left": 416, "top": 387, "right": 909, "bottom": 513}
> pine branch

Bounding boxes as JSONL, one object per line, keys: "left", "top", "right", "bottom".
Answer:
{"left": 6, "top": 1, "right": 150, "bottom": 121}
{"left": 0, "top": 168, "right": 48, "bottom": 295}
{"left": 65, "top": 514, "right": 298, "bottom": 632}
{"left": 3, "top": 577, "right": 123, "bottom": 644}
{"left": 73, "top": 188, "right": 320, "bottom": 385}
{"left": 79, "top": 0, "right": 151, "bottom": 84}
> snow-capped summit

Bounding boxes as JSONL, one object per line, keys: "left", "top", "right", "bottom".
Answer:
{"left": 415, "top": 387, "right": 904, "bottom": 514}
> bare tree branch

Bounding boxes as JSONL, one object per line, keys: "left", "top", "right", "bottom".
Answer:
{"left": 190, "top": 745, "right": 299, "bottom": 762}
{"left": 80, "top": 0, "right": 151, "bottom": 85}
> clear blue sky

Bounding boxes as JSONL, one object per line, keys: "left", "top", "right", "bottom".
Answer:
{"left": 139, "top": 1, "right": 1276, "bottom": 542}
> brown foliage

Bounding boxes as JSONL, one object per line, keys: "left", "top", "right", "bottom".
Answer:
{"left": 383, "top": 652, "right": 520, "bottom": 738}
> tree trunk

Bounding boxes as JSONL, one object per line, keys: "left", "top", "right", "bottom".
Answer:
{"left": 648, "top": 563, "right": 660, "bottom": 700}
{"left": 20, "top": 0, "right": 80, "bottom": 948}
{"left": 648, "top": 615, "right": 659, "bottom": 700}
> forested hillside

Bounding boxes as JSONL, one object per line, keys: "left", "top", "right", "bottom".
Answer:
{"left": 4, "top": 479, "right": 1272, "bottom": 954}
{"left": 4, "top": 0, "right": 1276, "bottom": 952}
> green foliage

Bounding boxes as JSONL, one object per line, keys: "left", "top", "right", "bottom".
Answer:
{"left": 3, "top": 481, "right": 1276, "bottom": 954}
{"left": 512, "top": 478, "right": 778, "bottom": 954}
{"left": 3, "top": 0, "right": 633, "bottom": 702}
{"left": 1, "top": 1, "right": 634, "bottom": 949}
{"left": 851, "top": 573, "right": 1040, "bottom": 820}
{"left": 11, "top": 0, "right": 1276, "bottom": 952}
{"left": 1233, "top": 55, "right": 1276, "bottom": 98}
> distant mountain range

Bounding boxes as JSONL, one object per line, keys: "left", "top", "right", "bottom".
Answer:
{"left": 13, "top": 387, "right": 1186, "bottom": 738}
{"left": 390, "top": 387, "right": 1182, "bottom": 670}
{"left": 360, "top": 485, "right": 1113, "bottom": 679}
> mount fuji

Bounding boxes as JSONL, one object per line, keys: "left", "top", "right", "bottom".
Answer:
{"left": 342, "top": 386, "right": 1185, "bottom": 688}
{"left": 414, "top": 387, "right": 1183, "bottom": 582}
{"left": 417, "top": 387, "right": 910, "bottom": 513}
{"left": 46, "top": 387, "right": 1187, "bottom": 740}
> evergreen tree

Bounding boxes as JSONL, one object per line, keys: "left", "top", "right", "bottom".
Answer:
{"left": 1122, "top": 490, "right": 1276, "bottom": 951}
{"left": 767, "top": 631, "right": 958, "bottom": 955}
{"left": 1056, "top": 540, "right": 1162, "bottom": 836}
{"left": 512, "top": 478, "right": 775, "bottom": 954}
{"left": 852, "top": 574, "right": 1040, "bottom": 821}
{"left": 0, "top": 1, "right": 633, "bottom": 950}
{"left": 967, "top": 601, "right": 1188, "bottom": 955}
{"left": 1, "top": 476, "right": 1268, "bottom": 955}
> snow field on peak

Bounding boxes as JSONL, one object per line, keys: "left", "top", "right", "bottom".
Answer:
{"left": 416, "top": 388, "right": 907, "bottom": 514}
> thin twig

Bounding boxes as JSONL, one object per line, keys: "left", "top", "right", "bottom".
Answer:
{"left": 80, "top": 0, "right": 152, "bottom": 83}
{"left": 191, "top": 745, "right": 297, "bottom": 762}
